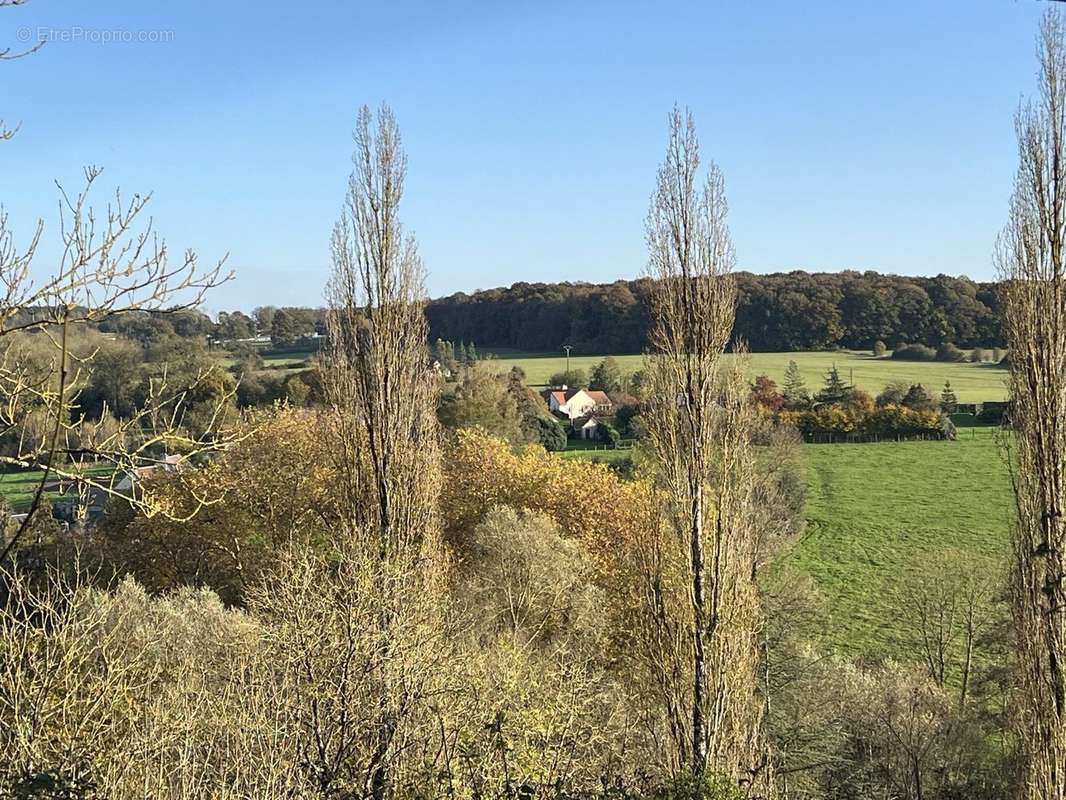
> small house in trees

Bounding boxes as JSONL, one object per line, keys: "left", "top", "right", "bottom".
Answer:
{"left": 542, "top": 387, "right": 613, "bottom": 420}
{"left": 576, "top": 416, "right": 601, "bottom": 440}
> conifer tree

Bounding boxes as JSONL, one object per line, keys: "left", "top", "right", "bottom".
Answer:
{"left": 815, "top": 365, "right": 850, "bottom": 406}
{"left": 902, "top": 383, "right": 936, "bottom": 411}
{"left": 782, "top": 359, "right": 810, "bottom": 409}
{"left": 940, "top": 380, "right": 958, "bottom": 414}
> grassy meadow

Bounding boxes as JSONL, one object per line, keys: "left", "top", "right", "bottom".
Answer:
{"left": 780, "top": 435, "right": 1013, "bottom": 658}
{"left": 556, "top": 430, "right": 1013, "bottom": 658}
{"left": 507, "top": 346, "right": 1014, "bottom": 656}
{"left": 489, "top": 348, "right": 1008, "bottom": 402}
{"left": 218, "top": 341, "right": 316, "bottom": 374}
{"left": 0, "top": 464, "right": 114, "bottom": 514}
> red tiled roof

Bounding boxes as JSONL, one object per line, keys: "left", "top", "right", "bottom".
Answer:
{"left": 586, "top": 390, "right": 611, "bottom": 404}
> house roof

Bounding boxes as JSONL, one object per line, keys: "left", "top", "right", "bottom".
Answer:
{"left": 544, "top": 388, "right": 611, "bottom": 406}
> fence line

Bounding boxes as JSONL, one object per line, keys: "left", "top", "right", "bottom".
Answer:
{"left": 802, "top": 427, "right": 1001, "bottom": 445}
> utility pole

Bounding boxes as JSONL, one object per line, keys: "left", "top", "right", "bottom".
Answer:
{"left": 563, "top": 344, "right": 572, "bottom": 376}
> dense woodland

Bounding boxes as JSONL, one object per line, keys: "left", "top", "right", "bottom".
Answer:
{"left": 82, "top": 269, "right": 1006, "bottom": 358}
{"left": 423, "top": 272, "right": 1005, "bottom": 353}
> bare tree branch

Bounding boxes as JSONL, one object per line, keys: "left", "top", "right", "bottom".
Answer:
{"left": 0, "top": 168, "right": 237, "bottom": 561}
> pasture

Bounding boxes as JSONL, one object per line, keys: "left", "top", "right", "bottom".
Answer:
{"left": 781, "top": 435, "right": 1013, "bottom": 658}
{"left": 0, "top": 464, "right": 114, "bottom": 514}
{"left": 220, "top": 347, "right": 315, "bottom": 374}
{"left": 489, "top": 349, "right": 1009, "bottom": 402}
{"left": 558, "top": 431, "right": 1013, "bottom": 658}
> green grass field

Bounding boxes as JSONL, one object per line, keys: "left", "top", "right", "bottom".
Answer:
{"left": 261, "top": 351, "right": 314, "bottom": 370}
{"left": 489, "top": 349, "right": 1008, "bottom": 402}
{"left": 780, "top": 436, "right": 1013, "bottom": 658}
{"left": 556, "top": 440, "right": 636, "bottom": 466}
{"left": 219, "top": 348, "right": 315, "bottom": 374}
{"left": 0, "top": 464, "right": 114, "bottom": 514}
{"left": 0, "top": 471, "right": 53, "bottom": 513}
{"left": 557, "top": 432, "right": 1013, "bottom": 658}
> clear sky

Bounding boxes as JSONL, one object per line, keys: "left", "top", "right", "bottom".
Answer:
{"left": 0, "top": 1, "right": 1052, "bottom": 312}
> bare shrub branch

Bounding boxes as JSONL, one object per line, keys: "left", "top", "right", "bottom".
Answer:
{"left": 0, "top": 168, "right": 235, "bottom": 561}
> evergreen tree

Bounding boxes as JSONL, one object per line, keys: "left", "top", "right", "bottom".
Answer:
{"left": 270, "top": 308, "right": 303, "bottom": 346}
{"left": 457, "top": 342, "right": 470, "bottom": 365}
{"left": 467, "top": 341, "right": 479, "bottom": 363}
{"left": 782, "top": 359, "right": 810, "bottom": 409}
{"left": 815, "top": 365, "right": 851, "bottom": 406}
{"left": 940, "top": 380, "right": 958, "bottom": 414}
{"left": 526, "top": 415, "right": 567, "bottom": 451}
{"left": 590, "top": 356, "right": 624, "bottom": 393}
{"left": 902, "top": 383, "right": 937, "bottom": 411}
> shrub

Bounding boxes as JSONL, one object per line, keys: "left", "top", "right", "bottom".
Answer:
{"left": 935, "top": 343, "right": 967, "bottom": 362}
{"left": 627, "top": 415, "right": 648, "bottom": 440}
{"left": 903, "top": 383, "right": 937, "bottom": 411}
{"left": 876, "top": 382, "right": 910, "bottom": 407}
{"left": 528, "top": 415, "right": 567, "bottom": 451}
{"left": 614, "top": 402, "right": 643, "bottom": 436}
{"left": 978, "top": 402, "right": 1009, "bottom": 424}
{"left": 547, "top": 369, "right": 587, "bottom": 389}
{"left": 651, "top": 772, "right": 747, "bottom": 800}
{"left": 236, "top": 371, "right": 285, "bottom": 408}
{"left": 751, "top": 375, "right": 785, "bottom": 413}
{"left": 780, "top": 404, "right": 942, "bottom": 441}
{"left": 892, "top": 343, "right": 937, "bottom": 361}
{"left": 841, "top": 388, "right": 874, "bottom": 413}
{"left": 872, "top": 340, "right": 887, "bottom": 357}
{"left": 938, "top": 413, "right": 958, "bottom": 441}
{"left": 970, "top": 347, "right": 987, "bottom": 363}
{"left": 596, "top": 421, "right": 621, "bottom": 448}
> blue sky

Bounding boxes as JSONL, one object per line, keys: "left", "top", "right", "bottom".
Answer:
{"left": 0, "top": 1, "right": 1051, "bottom": 311}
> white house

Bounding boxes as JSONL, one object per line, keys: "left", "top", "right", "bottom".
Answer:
{"left": 543, "top": 387, "right": 613, "bottom": 420}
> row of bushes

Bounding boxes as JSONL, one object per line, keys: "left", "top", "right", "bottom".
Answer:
{"left": 779, "top": 404, "right": 953, "bottom": 442}
{"left": 890, "top": 342, "right": 1008, "bottom": 364}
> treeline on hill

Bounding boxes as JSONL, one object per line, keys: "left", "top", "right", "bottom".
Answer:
{"left": 72, "top": 271, "right": 1005, "bottom": 358}
{"left": 424, "top": 271, "right": 1005, "bottom": 353}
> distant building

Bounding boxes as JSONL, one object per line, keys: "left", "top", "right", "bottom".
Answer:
{"left": 576, "top": 416, "right": 601, "bottom": 440}
{"left": 542, "top": 387, "right": 613, "bottom": 420}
